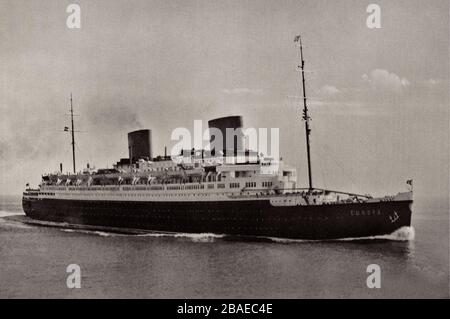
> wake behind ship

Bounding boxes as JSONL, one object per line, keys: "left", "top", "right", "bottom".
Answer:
{"left": 22, "top": 36, "right": 413, "bottom": 240}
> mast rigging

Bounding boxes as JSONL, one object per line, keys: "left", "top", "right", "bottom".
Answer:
{"left": 296, "top": 35, "right": 313, "bottom": 190}
{"left": 70, "top": 93, "right": 76, "bottom": 174}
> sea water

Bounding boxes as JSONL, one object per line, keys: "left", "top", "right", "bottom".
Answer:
{"left": 0, "top": 195, "right": 448, "bottom": 298}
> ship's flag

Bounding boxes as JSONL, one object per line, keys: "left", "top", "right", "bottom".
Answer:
{"left": 64, "top": 126, "right": 69, "bottom": 132}
{"left": 294, "top": 35, "right": 301, "bottom": 43}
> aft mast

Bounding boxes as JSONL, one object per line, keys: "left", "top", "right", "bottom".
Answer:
{"left": 295, "top": 35, "right": 313, "bottom": 190}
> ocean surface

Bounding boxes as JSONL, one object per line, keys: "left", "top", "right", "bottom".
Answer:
{"left": 0, "top": 194, "right": 448, "bottom": 298}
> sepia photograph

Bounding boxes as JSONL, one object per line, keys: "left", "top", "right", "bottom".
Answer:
{"left": 0, "top": 0, "right": 448, "bottom": 303}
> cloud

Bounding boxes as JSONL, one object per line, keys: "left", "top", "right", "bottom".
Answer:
{"left": 318, "top": 85, "right": 341, "bottom": 96}
{"left": 221, "top": 88, "right": 263, "bottom": 95}
{"left": 362, "top": 69, "right": 410, "bottom": 93}
{"left": 424, "top": 78, "right": 442, "bottom": 87}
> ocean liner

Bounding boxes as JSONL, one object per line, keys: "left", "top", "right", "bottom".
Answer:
{"left": 22, "top": 36, "right": 413, "bottom": 240}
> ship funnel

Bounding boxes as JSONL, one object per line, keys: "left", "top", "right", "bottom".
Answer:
{"left": 128, "top": 129, "right": 152, "bottom": 163}
{"left": 208, "top": 116, "right": 244, "bottom": 156}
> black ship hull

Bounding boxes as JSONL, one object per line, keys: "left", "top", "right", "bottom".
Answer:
{"left": 22, "top": 197, "right": 412, "bottom": 240}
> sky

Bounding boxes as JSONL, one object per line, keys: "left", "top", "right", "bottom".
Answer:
{"left": 0, "top": 0, "right": 448, "bottom": 211}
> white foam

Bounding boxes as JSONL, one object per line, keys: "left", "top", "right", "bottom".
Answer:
{"left": 265, "top": 237, "right": 310, "bottom": 243}
{"left": 60, "top": 229, "right": 115, "bottom": 237}
{"left": 0, "top": 218, "right": 32, "bottom": 229}
{"left": 58, "top": 227, "right": 225, "bottom": 241}
{"left": 174, "top": 232, "right": 225, "bottom": 242}
{"left": 13, "top": 214, "right": 416, "bottom": 243}
{"left": 0, "top": 221, "right": 33, "bottom": 229}
{"left": 56, "top": 227, "right": 415, "bottom": 243}
{"left": 336, "top": 226, "right": 415, "bottom": 242}
{"left": 0, "top": 210, "right": 24, "bottom": 217}
{"left": 59, "top": 229, "right": 226, "bottom": 241}
{"left": 266, "top": 226, "right": 415, "bottom": 243}
{"left": 137, "top": 232, "right": 225, "bottom": 242}
{"left": 0, "top": 211, "right": 30, "bottom": 229}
